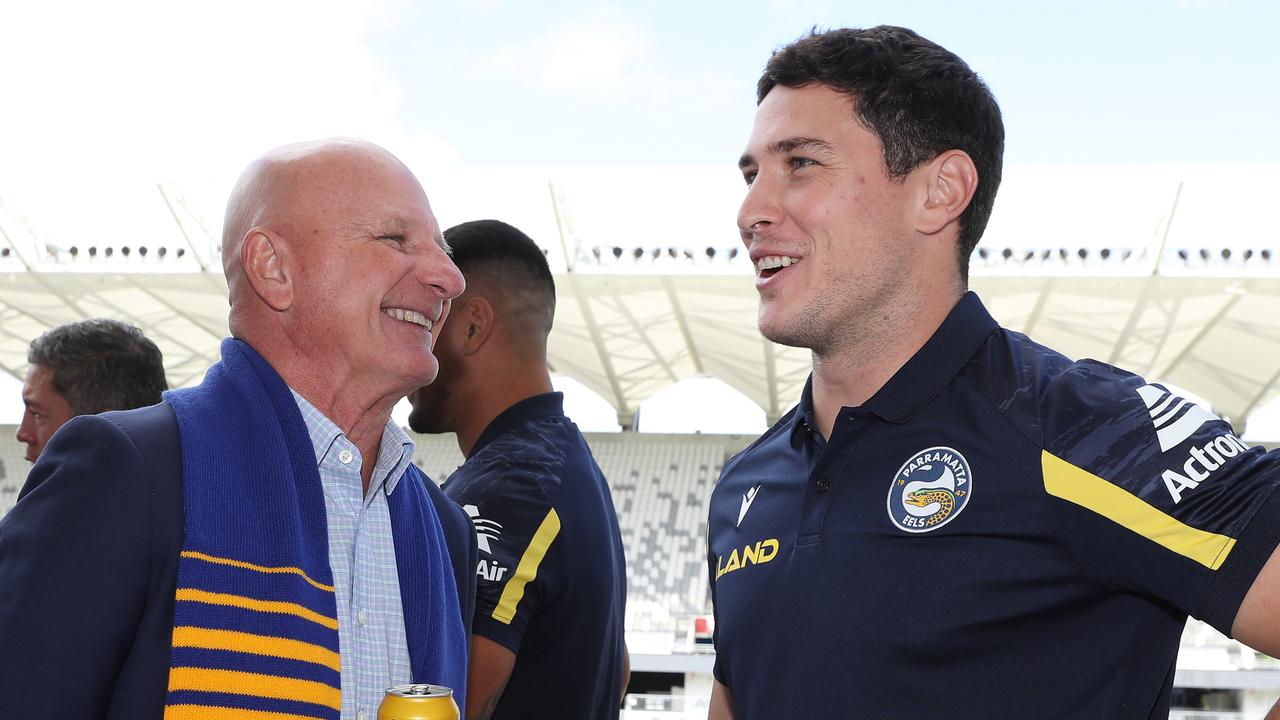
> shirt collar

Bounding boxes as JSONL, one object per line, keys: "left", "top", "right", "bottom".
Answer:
{"left": 470, "top": 392, "right": 566, "bottom": 457}
{"left": 790, "top": 291, "right": 997, "bottom": 439}
{"left": 373, "top": 421, "right": 415, "bottom": 494}
{"left": 290, "top": 389, "right": 415, "bottom": 495}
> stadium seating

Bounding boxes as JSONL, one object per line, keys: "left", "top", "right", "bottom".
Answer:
{"left": 588, "top": 435, "right": 728, "bottom": 637}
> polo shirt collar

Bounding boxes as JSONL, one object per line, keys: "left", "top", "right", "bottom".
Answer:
{"left": 791, "top": 291, "right": 997, "bottom": 436}
{"left": 470, "top": 391, "right": 566, "bottom": 457}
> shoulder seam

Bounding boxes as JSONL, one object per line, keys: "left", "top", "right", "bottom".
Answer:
{"left": 955, "top": 370, "right": 1046, "bottom": 453}
{"left": 954, "top": 369, "right": 1124, "bottom": 590}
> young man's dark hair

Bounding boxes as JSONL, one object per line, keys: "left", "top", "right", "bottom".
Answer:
{"left": 444, "top": 219, "right": 556, "bottom": 338}
{"left": 758, "top": 25, "right": 1004, "bottom": 280}
{"left": 27, "top": 318, "right": 168, "bottom": 414}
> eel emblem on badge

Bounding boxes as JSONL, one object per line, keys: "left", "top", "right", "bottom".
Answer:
{"left": 887, "top": 446, "right": 972, "bottom": 533}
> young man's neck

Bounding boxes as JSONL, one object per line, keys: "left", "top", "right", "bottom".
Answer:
{"left": 809, "top": 288, "right": 963, "bottom": 440}
{"left": 454, "top": 365, "right": 554, "bottom": 459}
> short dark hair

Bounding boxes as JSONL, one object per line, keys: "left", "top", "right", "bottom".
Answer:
{"left": 758, "top": 26, "right": 1004, "bottom": 280}
{"left": 27, "top": 318, "right": 168, "bottom": 415}
{"left": 444, "top": 220, "right": 556, "bottom": 337}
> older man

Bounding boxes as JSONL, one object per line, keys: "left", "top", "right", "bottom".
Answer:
{"left": 17, "top": 318, "right": 168, "bottom": 463}
{"left": 0, "top": 138, "right": 476, "bottom": 720}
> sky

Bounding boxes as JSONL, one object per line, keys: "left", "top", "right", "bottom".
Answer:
{"left": 1, "top": 0, "right": 1279, "bottom": 432}
{"left": 3, "top": 0, "right": 1278, "bottom": 215}
{"left": 3, "top": 0, "right": 1278, "bottom": 242}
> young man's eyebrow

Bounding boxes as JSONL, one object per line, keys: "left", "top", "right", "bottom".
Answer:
{"left": 769, "top": 136, "right": 836, "bottom": 156}
{"left": 740, "top": 136, "right": 837, "bottom": 170}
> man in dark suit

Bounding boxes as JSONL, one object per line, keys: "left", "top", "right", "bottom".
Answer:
{"left": 0, "top": 138, "right": 478, "bottom": 719}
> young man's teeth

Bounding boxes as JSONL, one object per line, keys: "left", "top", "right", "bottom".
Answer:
{"left": 755, "top": 255, "right": 799, "bottom": 271}
{"left": 384, "top": 308, "right": 433, "bottom": 331}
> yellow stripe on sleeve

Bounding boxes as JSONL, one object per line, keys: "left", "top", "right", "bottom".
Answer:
{"left": 181, "top": 550, "right": 335, "bottom": 593}
{"left": 492, "top": 508, "right": 562, "bottom": 625}
{"left": 165, "top": 704, "right": 329, "bottom": 720}
{"left": 167, "top": 667, "right": 340, "bottom": 710}
{"left": 171, "top": 626, "right": 340, "bottom": 672}
{"left": 174, "top": 588, "right": 339, "bottom": 630}
{"left": 1042, "top": 450, "right": 1237, "bottom": 570}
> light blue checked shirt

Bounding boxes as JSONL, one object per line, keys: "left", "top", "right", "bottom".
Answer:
{"left": 292, "top": 391, "right": 414, "bottom": 720}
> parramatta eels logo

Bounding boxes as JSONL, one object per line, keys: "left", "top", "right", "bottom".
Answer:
{"left": 886, "top": 446, "right": 972, "bottom": 533}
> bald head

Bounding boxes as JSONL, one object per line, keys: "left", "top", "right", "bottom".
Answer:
{"left": 214, "top": 137, "right": 463, "bottom": 414}
{"left": 221, "top": 138, "right": 427, "bottom": 321}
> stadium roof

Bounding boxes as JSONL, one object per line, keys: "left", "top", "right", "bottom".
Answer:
{"left": 2, "top": 165, "right": 1279, "bottom": 430}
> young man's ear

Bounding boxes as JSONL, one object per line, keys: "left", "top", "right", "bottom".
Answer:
{"left": 915, "top": 150, "right": 978, "bottom": 236}
{"left": 241, "top": 228, "right": 293, "bottom": 311}
{"left": 460, "top": 296, "right": 495, "bottom": 355}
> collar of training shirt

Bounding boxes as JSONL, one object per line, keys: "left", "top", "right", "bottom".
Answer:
{"left": 470, "top": 391, "right": 567, "bottom": 457}
{"left": 789, "top": 291, "right": 999, "bottom": 445}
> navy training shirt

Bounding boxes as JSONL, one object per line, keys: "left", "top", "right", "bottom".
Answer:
{"left": 443, "top": 392, "right": 628, "bottom": 720}
{"left": 708, "top": 292, "right": 1280, "bottom": 720}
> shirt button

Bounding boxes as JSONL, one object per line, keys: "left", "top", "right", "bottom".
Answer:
{"left": 815, "top": 477, "right": 830, "bottom": 493}
{"left": 338, "top": 449, "right": 354, "bottom": 464}
{"left": 358, "top": 608, "right": 367, "bottom": 625}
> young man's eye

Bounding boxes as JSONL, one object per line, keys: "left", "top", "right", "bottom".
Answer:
{"left": 791, "top": 157, "right": 817, "bottom": 170}
{"left": 742, "top": 170, "right": 758, "bottom": 186}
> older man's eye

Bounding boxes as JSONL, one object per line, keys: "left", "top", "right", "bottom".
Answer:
{"left": 377, "top": 234, "right": 407, "bottom": 246}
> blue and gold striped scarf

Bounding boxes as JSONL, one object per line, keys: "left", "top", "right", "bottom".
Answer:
{"left": 162, "top": 339, "right": 467, "bottom": 719}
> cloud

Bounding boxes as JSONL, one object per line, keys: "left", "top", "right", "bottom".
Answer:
{"left": 469, "top": 5, "right": 740, "bottom": 114}
{"left": 766, "top": 0, "right": 833, "bottom": 18}
{"left": 472, "top": 6, "right": 649, "bottom": 97}
{"left": 0, "top": 0, "right": 456, "bottom": 246}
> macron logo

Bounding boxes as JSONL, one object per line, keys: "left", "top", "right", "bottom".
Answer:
{"left": 1137, "top": 384, "right": 1220, "bottom": 452}
{"left": 737, "top": 485, "right": 761, "bottom": 528}
{"left": 462, "top": 504, "right": 503, "bottom": 555}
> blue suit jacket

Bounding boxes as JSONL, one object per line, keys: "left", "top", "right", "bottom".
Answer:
{"left": 0, "top": 402, "right": 476, "bottom": 718}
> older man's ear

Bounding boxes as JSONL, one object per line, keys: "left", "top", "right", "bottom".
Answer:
{"left": 241, "top": 229, "right": 294, "bottom": 312}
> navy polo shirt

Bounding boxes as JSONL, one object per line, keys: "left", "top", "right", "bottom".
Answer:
{"left": 708, "top": 292, "right": 1280, "bottom": 720}
{"left": 443, "top": 392, "right": 627, "bottom": 720}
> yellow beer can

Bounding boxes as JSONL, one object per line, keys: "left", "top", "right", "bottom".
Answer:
{"left": 377, "top": 684, "right": 460, "bottom": 720}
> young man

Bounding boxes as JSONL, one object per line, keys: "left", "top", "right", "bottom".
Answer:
{"left": 17, "top": 318, "right": 167, "bottom": 463}
{"left": 0, "top": 138, "right": 476, "bottom": 719}
{"left": 708, "top": 26, "right": 1280, "bottom": 719}
{"left": 409, "top": 220, "right": 629, "bottom": 720}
